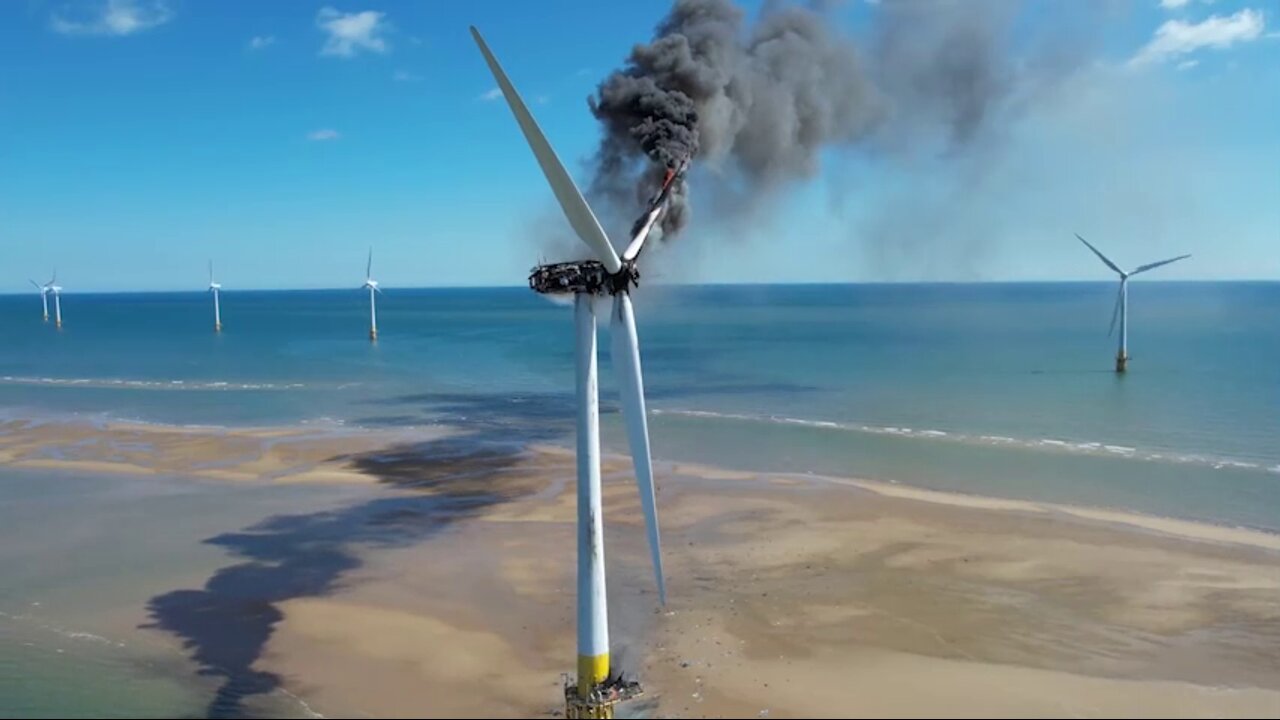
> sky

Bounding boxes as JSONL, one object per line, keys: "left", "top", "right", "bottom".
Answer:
{"left": 1, "top": 0, "right": 1277, "bottom": 292}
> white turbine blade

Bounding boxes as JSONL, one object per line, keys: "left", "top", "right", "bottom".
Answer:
{"left": 470, "top": 26, "right": 622, "bottom": 274}
{"left": 610, "top": 292, "right": 666, "bottom": 604}
{"left": 623, "top": 205, "right": 663, "bottom": 263}
{"left": 208, "top": 260, "right": 214, "bottom": 285}
{"left": 1075, "top": 234, "right": 1123, "bottom": 276}
{"left": 1130, "top": 254, "right": 1190, "bottom": 276}
{"left": 1108, "top": 284, "right": 1122, "bottom": 337}
{"left": 374, "top": 285, "right": 384, "bottom": 295}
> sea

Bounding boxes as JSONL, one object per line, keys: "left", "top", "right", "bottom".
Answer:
{"left": 0, "top": 282, "right": 1277, "bottom": 717}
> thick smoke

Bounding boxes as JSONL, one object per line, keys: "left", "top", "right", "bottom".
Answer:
{"left": 588, "top": 0, "right": 880, "bottom": 243}
{"left": 582, "top": 0, "right": 1103, "bottom": 271}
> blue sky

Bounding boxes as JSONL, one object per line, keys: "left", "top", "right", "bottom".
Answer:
{"left": 1, "top": 0, "right": 1277, "bottom": 292}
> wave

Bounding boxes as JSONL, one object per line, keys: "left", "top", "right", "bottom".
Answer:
{"left": 0, "top": 376, "right": 307, "bottom": 391}
{"left": 651, "top": 408, "right": 1278, "bottom": 474}
{"left": 0, "top": 608, "right": 126, "bottom": 648}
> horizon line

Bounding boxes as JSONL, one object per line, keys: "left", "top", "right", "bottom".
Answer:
{"left": 1, "top": 278, "right": 1274, "bottom": 296}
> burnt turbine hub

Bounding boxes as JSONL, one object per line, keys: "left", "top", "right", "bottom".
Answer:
{"left": 529, "top": 260, "right": 640, "bottom": 296}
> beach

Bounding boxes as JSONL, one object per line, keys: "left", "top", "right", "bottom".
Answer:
{"left": 2, "top": 416, "right": 1277, "bottom": 718}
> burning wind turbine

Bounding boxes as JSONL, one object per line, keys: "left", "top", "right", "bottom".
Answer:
{"left": 472, "top": 26, "right": 682, "bottom": 718}
{"left": 1075, "top": 234, "right": 1190, "bottom": 373}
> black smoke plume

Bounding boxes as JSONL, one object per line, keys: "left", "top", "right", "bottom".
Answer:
{"left": 583, "top": 0, "right": 1101, "bottom": 264}
{"left": 588, "top": 0, "right": 879, "bottom": 245}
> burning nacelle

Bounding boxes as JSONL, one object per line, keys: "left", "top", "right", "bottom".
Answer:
{"left": 530, "top": 154, "right": 689, "bottom": 296}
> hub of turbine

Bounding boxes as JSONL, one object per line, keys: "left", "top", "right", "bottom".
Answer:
{"left": 529, "top": 261, "right": 639, "bottom": 296}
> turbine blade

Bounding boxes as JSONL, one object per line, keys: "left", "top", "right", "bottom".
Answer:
{"left": 470, "top": 26, "right": 622, "bottom": 274}
{"left": 623, "top": 205, "right": 664, "bottom": 263}
{"left": 375, "top": 286, "right": 384, "bottom": 295}
{"left": 1108, "top": 284, "right": 1122, "bottom": 337}
{"left": 29, "top": 279, "right": 41, "bottom": 290}
{"left": 367, "top": 248, "right": 373, "bottom": 280}
{"left": 609, "top": 292, "right": 666, "bottom": 604}
{"left": 1130, "top": 254, "right": 1190, "bottom": 276}
{"left": 1075, "top": 234, "right": 1124, "bottom": 276}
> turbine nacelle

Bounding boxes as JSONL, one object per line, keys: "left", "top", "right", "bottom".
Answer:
{"left": 529, "top": 260, "right": 639, "bottom": 297}
{"left": 362, "top": 248, "right": 383, "bottom": 293}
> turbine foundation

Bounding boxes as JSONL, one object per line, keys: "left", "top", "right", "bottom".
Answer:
{"left": 1115, "top": 352, "right": 1128, "bottom": 373}
{"left": 563, "top": 674, "right": 642, "bottom": 719}
{"left": 214, "top": 322, "right": 222, "bottom": 333}
{"left": 369, "top": 328, "right": 378, "bottom": 341}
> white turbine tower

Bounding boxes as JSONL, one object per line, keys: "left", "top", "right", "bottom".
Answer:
{"left": 1076, "top": 234, "right": 1190, "bottom": 373}
{"left": 473, "top": 26, "right": 682, "bottom": 718}
{"left": 208, "top": 260, "right": 223, "bottom": 333}
{"left": 45, "top": 272, "right": 64, "bottom": 329}
{"left": 37, "top": 271, "right": 64, "bottom": 327}
{"left": 29, "top": 278, "right": 50, "bottom": 322}
{"left": 362, "top": 248, "right": 382, "bottom": 341}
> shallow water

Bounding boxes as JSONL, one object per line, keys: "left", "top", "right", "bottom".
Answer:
{"left": 2, "top": 283, "right": 1276, "bottom": 528}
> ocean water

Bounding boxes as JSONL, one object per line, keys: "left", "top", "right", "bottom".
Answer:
{"left": 1, "top": 283, "right": 1277, "bottom": 528}
{"left": 1, "top": 282, "right": 1278, "bottom": 717}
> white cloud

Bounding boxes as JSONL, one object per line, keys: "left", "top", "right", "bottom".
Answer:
{"left": 1160, "top": 0, "right": 1191, "bottom": 9}
{"left": 479, "top": 87, "right": 502, "bottom": 101}
{"left": 307, "top": 129, "right": 341, "bottom": 141}
{"left": 317, "top": 7, "right": 389, "bottom": 58}
{"left": 249, "top": 35, "right": 275, "bottom": 50}
{"left": 1176, "top": 59, "right": 1199, "bottom": 70}
{"left": 393, "top": 69, "right": 421, "bottom": 82}
{"left": 1129, "top": 9, "right": 1265, "bottom": 67}
{"left": 51, "top": 0, "right": 172, "bottom": 37}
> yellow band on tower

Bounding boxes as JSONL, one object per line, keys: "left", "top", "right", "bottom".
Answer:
{"left": 577, "top": 653, "right": 609, "bottom": 697}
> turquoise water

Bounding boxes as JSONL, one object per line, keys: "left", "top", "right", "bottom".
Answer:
{"left": 1, "top": 283, "right": 1277, "bottom": 527}
{"left": 2, "top": 282, "right": 1278, "bottom": 717}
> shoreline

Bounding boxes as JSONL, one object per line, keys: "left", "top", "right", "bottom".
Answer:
{"left": 2, "top": 415, "right": 1278, "bottom": 552}
{"left": 3, "top": 414, "right": 1279, "bottom": 717}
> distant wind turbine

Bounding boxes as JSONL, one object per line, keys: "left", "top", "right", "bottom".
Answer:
{"left": 362, "top": 248, "right": 382, "bottom": 341}
{"left": 208, "top": 260, "right": 223, "bottom": 333}
{"left": 1075, "top": 234, "right": 1190, "bottom": 373}
{"left": 44, "top": 271, "right": 64, "bottom": 329}
{"left": 28, "top": 278, "right": 50, "bottom": 322}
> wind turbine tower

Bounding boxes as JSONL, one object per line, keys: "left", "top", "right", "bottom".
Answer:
{"left": 473, "top": 26, "right": 683, "bottom": 719}
{"left": 44, "top": 272, "right": 64, "bottom": 329}
{"left": 208, "top": 260, "right": 223, "bottom": 332}
{"left": 29, "top": 279, "right": 50, "bottom": 322}
{"left": 1075, "top": 234, "right": 1190, "bottom": 373}
{"left": 362, "top": 248, "right": 381, "bottom": 341}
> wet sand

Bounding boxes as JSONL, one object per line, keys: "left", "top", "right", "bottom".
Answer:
{"left": 0, "top": 417, "right": 428, "bottom": 484}
{"left": 2, "top": 418, "right": 1278, "bottom": 717}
